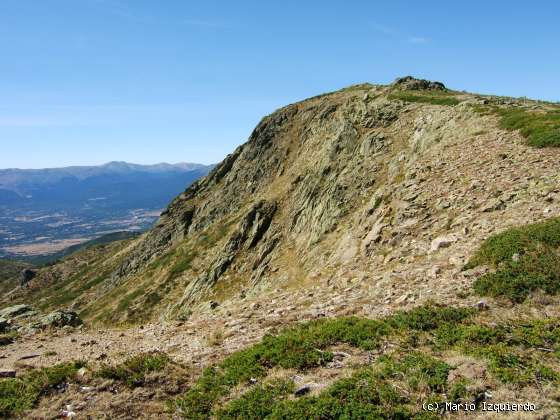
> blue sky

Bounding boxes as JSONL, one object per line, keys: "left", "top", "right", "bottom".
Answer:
{"left": 1, "top": 0, "right": 558, "bottom": 169}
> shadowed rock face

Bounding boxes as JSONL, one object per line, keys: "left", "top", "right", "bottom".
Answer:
{"left": 20, "top": 269, "right": 36, "bottom": 287}
{"left": 109, "top": 84, "right": 408, "bottom": 300}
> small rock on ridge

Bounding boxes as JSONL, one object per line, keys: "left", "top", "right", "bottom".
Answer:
{"left": 393, "top": 76, "right": 446, "bottom": 91}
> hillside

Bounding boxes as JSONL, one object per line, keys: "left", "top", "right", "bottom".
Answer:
{"left": 0, "top": 161, "right": 213, "bottom": 259}
{"left": 5, "top": 76, "right": 559, "bottom": 323}
{"left": 0, "top": 259, "right": 30, "bottom": 295}
{"left": 1, "top": 77, "right": 559, "bottom": 418}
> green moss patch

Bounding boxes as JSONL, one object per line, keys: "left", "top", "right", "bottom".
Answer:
{"left": 389, "top": 91, "right": 460, "bottom": 106}
{"left": 466, "top": 217, "right": 560, "bottom": 302}
{"left": 0, "top": 361, "right": 85, "bottom": 417}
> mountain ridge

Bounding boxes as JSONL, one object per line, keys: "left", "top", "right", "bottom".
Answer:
{"left": 0, "top": 161, "right": 213, "bottom": 192}
{"left": 4, "top": 76, "right": 559, "bottom": 323}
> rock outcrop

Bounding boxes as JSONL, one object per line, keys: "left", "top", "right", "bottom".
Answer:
{"left": 392, "top": 75, "right": 446, "bottom": 90}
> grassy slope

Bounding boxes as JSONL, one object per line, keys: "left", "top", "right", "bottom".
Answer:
{"left": 0, "top": 259, "right": 30, "bottom": 295}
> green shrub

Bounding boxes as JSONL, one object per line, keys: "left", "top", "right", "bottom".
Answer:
{"left": 381, "top": 353, "right": 451, "bottom": 393}
{"left": 172, "top": 305, "right": 474, "bottom": 418}
{"left": 433, "top": 319, "right": 560, "bottom": 385}
{"left": 172, "top": 299, "right": 560, "bottom": 418}
{"left": 497, "top": 108, "right": 560, "bottom": 147}
{"left": 467, "top": 217, "right": 560, "bottom": 302}
{"left": 271, "top": 371, "right": 411, "bottom": 419}
{"left": 224, "top": 357, "right": 449, "bottom": 419}
{"left": 217, "top": 380, "right": 294, "bottom": 419}
{"left": 97, "top": 352, "right": 170, "bottom": 387}
{"left": 0, "top": 361, "right": 85, "bottom": 417}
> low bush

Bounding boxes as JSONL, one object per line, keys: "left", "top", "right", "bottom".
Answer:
{"left": 97, "top": 352, "right": 170, "bottom": 387}
{"left": 0, "top": 361, "right": 85, "bottom": 417}
{"left": 172, "top": 305, "right": 474, "bottom": 418}
{"left": 466, "top": 217, "right": 560, "bottom": 302}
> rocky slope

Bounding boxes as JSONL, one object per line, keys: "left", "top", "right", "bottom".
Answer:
{"left": 2, "top": 77, "right": 560, "bottom": 325}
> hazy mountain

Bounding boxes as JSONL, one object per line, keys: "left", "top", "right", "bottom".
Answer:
{"left": 0, "top": 161, "right": 214, "bottom": 258}
{"left": 0, "top": 161, "right": 214, "bottom": 210}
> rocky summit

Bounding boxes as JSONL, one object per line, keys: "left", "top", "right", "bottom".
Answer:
{"left": 1, "top": 77, "right": 560, "bottom": 418}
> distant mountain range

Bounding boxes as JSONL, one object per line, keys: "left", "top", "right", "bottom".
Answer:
{"left": 0, "top": 161, "right": 213, "bottom": 210}
{"left": 0, "top": 161, "right": 214, "bottom": 259}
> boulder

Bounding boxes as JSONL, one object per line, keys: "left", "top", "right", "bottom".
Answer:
{"left": 481, "top": 198, "right": 505, "bottom": 212}
{"left": 0, "top": 369, "right": 16, "bottom": 378}
{"left": 41, "top": 310, "right": 83, "bottom": 328}
{"left": 393, "top": 76, "right": 446, "bottom": 91}
{"left": 0, "top": 304, "right": 33, "bottom": 319}
{"left": 430, "top": 236, "right": 456, "bottom": 252}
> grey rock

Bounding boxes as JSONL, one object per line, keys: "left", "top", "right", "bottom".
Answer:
{"left": 393, "top": 76, "right": 446, "bottom": 91}
{"left": 19, "top": 353, "right": 40, "bottom": 360}
{"left": 476, "top": 300, "right": 489, "bottom": 311}
{"left": 41, "top": 310, "right": 83, "bottom": 328}
{"left": 481, "top": 198, "right": 505, "bottom": 212}
{"left": 0, "top": 304, "right": 33, "bottom": 319}
{"left": 294, "top": 384, "right": 313, "bottom": 396}
{"left": 295, "top": 382, "right": 323, "bottom": 396}
{"left": 430, "top": 236, "right": 456, "bottom": 252}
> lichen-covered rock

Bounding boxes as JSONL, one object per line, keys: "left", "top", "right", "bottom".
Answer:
{"left": 40, "top": 310, "right": 83, "bottom": 328}
{"left": 0, "top": 304, "right": 32, "bottom": 319}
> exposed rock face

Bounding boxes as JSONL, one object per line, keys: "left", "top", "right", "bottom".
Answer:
{"left": 0, "top": 304, "right": 82, "bottom": 334}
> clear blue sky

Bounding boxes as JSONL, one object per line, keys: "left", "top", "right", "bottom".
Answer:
{"left": 1, "top": 0, "right": 558, "bottom": 169}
